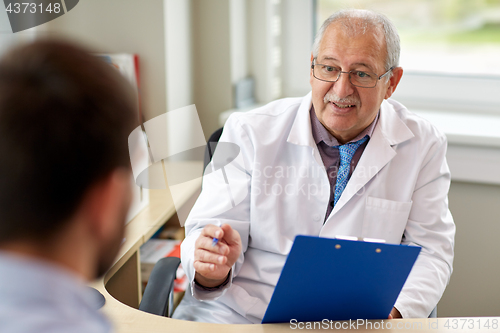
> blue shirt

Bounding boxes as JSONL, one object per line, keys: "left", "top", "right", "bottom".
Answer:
{"left": 0, "top": 252, "right": 112, "bottom": 333}
{"left": 310, "top": 107, "right": 379, "bottom": 220}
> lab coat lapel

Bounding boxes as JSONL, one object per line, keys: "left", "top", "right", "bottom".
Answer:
{"left": 327, "top": 99, "right": 415, "bottom": 217}
{"left": 286, "top": 92, "right": 324, "bottom": 167}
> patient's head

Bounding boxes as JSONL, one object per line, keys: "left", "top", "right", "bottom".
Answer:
{"left": 0, "top": 40, "right": 137, "bottom": 278}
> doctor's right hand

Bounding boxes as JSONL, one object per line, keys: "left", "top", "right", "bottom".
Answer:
{"left": 193, "top": 224, "right": 242, "bottom": 288}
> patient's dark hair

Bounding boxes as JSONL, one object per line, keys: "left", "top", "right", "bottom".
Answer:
{"left": 0, "top": 40, "right": 137, "bottom": 242}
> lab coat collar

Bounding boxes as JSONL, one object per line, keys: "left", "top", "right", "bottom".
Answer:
{"left": 287, "top": 91, "right": 315, "bottom": 148}
{"left": 286, "top": 93, "right": 414, "bottom": 148}
{"left": 286, "top": 94, "right": 414, "bottom": 172}
{"left": 286, "top": 92, "right": 324, "bottom": 166}
{"left": 377, "top": 98, "right": 416, "bottom": 147}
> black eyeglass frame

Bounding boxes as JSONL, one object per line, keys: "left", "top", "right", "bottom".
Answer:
{"left": 311, "top": 60, "right": 394, "bottom": 88}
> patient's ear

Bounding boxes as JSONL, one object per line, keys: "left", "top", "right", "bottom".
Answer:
{"left": 83, "top": 169, "right": 132, "bottom": 240}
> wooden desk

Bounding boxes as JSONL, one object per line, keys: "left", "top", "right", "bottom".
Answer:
{"left": 90, "top": 163, "right": 499, "bottom": 332}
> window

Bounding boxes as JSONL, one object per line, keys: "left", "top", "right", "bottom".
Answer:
{"left": 316, "top": 0, "right": 500, "bottom": 114}
{"left": 317, "top": 0, "right": 500, "bottom": 76}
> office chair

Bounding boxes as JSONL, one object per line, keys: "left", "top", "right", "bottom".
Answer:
{"left": 138, "top": 257, "right": 181, "bottom": 317}
{"left": 139, "top": 128, "right": 224, "bottom": 317}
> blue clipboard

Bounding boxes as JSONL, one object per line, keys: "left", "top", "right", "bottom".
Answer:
{"left": 262, "top": 235, "right": 421, "bottom": 323}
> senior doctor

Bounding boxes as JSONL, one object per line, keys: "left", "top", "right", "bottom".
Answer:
{"left": 173, "top": 9, "right": 455, "bottom": 323}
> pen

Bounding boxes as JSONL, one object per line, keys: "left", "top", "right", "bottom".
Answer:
{"left": 212, "top": 221, "right": 222, "bottom": 247}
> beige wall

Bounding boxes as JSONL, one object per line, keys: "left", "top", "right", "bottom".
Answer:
{"left": 41, "top": 0, "right": 167, "bottom": 121}
{"left": 439, "top": 181, "right": 500, "bottom": 317}
{"left": 192, "top": 0, "right": 233, "bottom": 139}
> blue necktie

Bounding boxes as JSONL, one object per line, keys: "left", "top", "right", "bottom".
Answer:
{"left": 334, "top": 135, "right": 368, "bottom": 206}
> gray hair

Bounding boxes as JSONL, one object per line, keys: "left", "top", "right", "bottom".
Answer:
{"left": 312, "top": 9, "right": 400, "bottom": 72}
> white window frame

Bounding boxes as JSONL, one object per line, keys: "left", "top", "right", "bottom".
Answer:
{"left": 393, "top": 72, "right": 500, "bottom": 115}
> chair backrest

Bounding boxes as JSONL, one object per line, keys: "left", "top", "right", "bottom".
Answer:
{"left": 138, "top": 257, "right": 181, "bottom": 317}
{"left": 203, "top": 127, "right": 224, "bottom": 173}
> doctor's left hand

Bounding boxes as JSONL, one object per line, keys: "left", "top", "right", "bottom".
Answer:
{"left": 388, "top": 307, "right": 402, "bottom": 319}
{"left": 193, "top": 224, "right": 242, "bottom": 288}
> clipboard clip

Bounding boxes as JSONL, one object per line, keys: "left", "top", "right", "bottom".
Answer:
{"left": 334, "top": 235, "right": 386, "bottom": 243}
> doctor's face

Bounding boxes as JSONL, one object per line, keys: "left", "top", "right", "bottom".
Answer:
{"left": 310, "top": 22, "right": 402, "bottom": 144}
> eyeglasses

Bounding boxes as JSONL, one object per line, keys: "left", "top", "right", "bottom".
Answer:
{"left": 311, "top": 61, "right": 394, "bottom": 88}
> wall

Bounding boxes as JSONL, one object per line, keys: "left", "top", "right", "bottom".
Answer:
{"left": 439, "top": 181, "right": 500, "bottom": 317}
{"left": 41, "top": 0, "right": 167, "bottom": 121}
{"left": 164, "top": 0, "right": 198, "bottom": 157}
{"left": 192, "top": 0, "right": 233, "bottom": 138}
{"left": 281, "top": 0, "right": 314, "bottom": 97}
{"left": 165, "top": 0, "right": 194, "bottom": 112}
{"left": 39, "top": 0, "right": 198, "bottom": 157}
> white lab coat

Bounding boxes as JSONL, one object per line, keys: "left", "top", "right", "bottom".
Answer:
{"left": 173, "top": 92, "right": 455, "bottom": 323}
